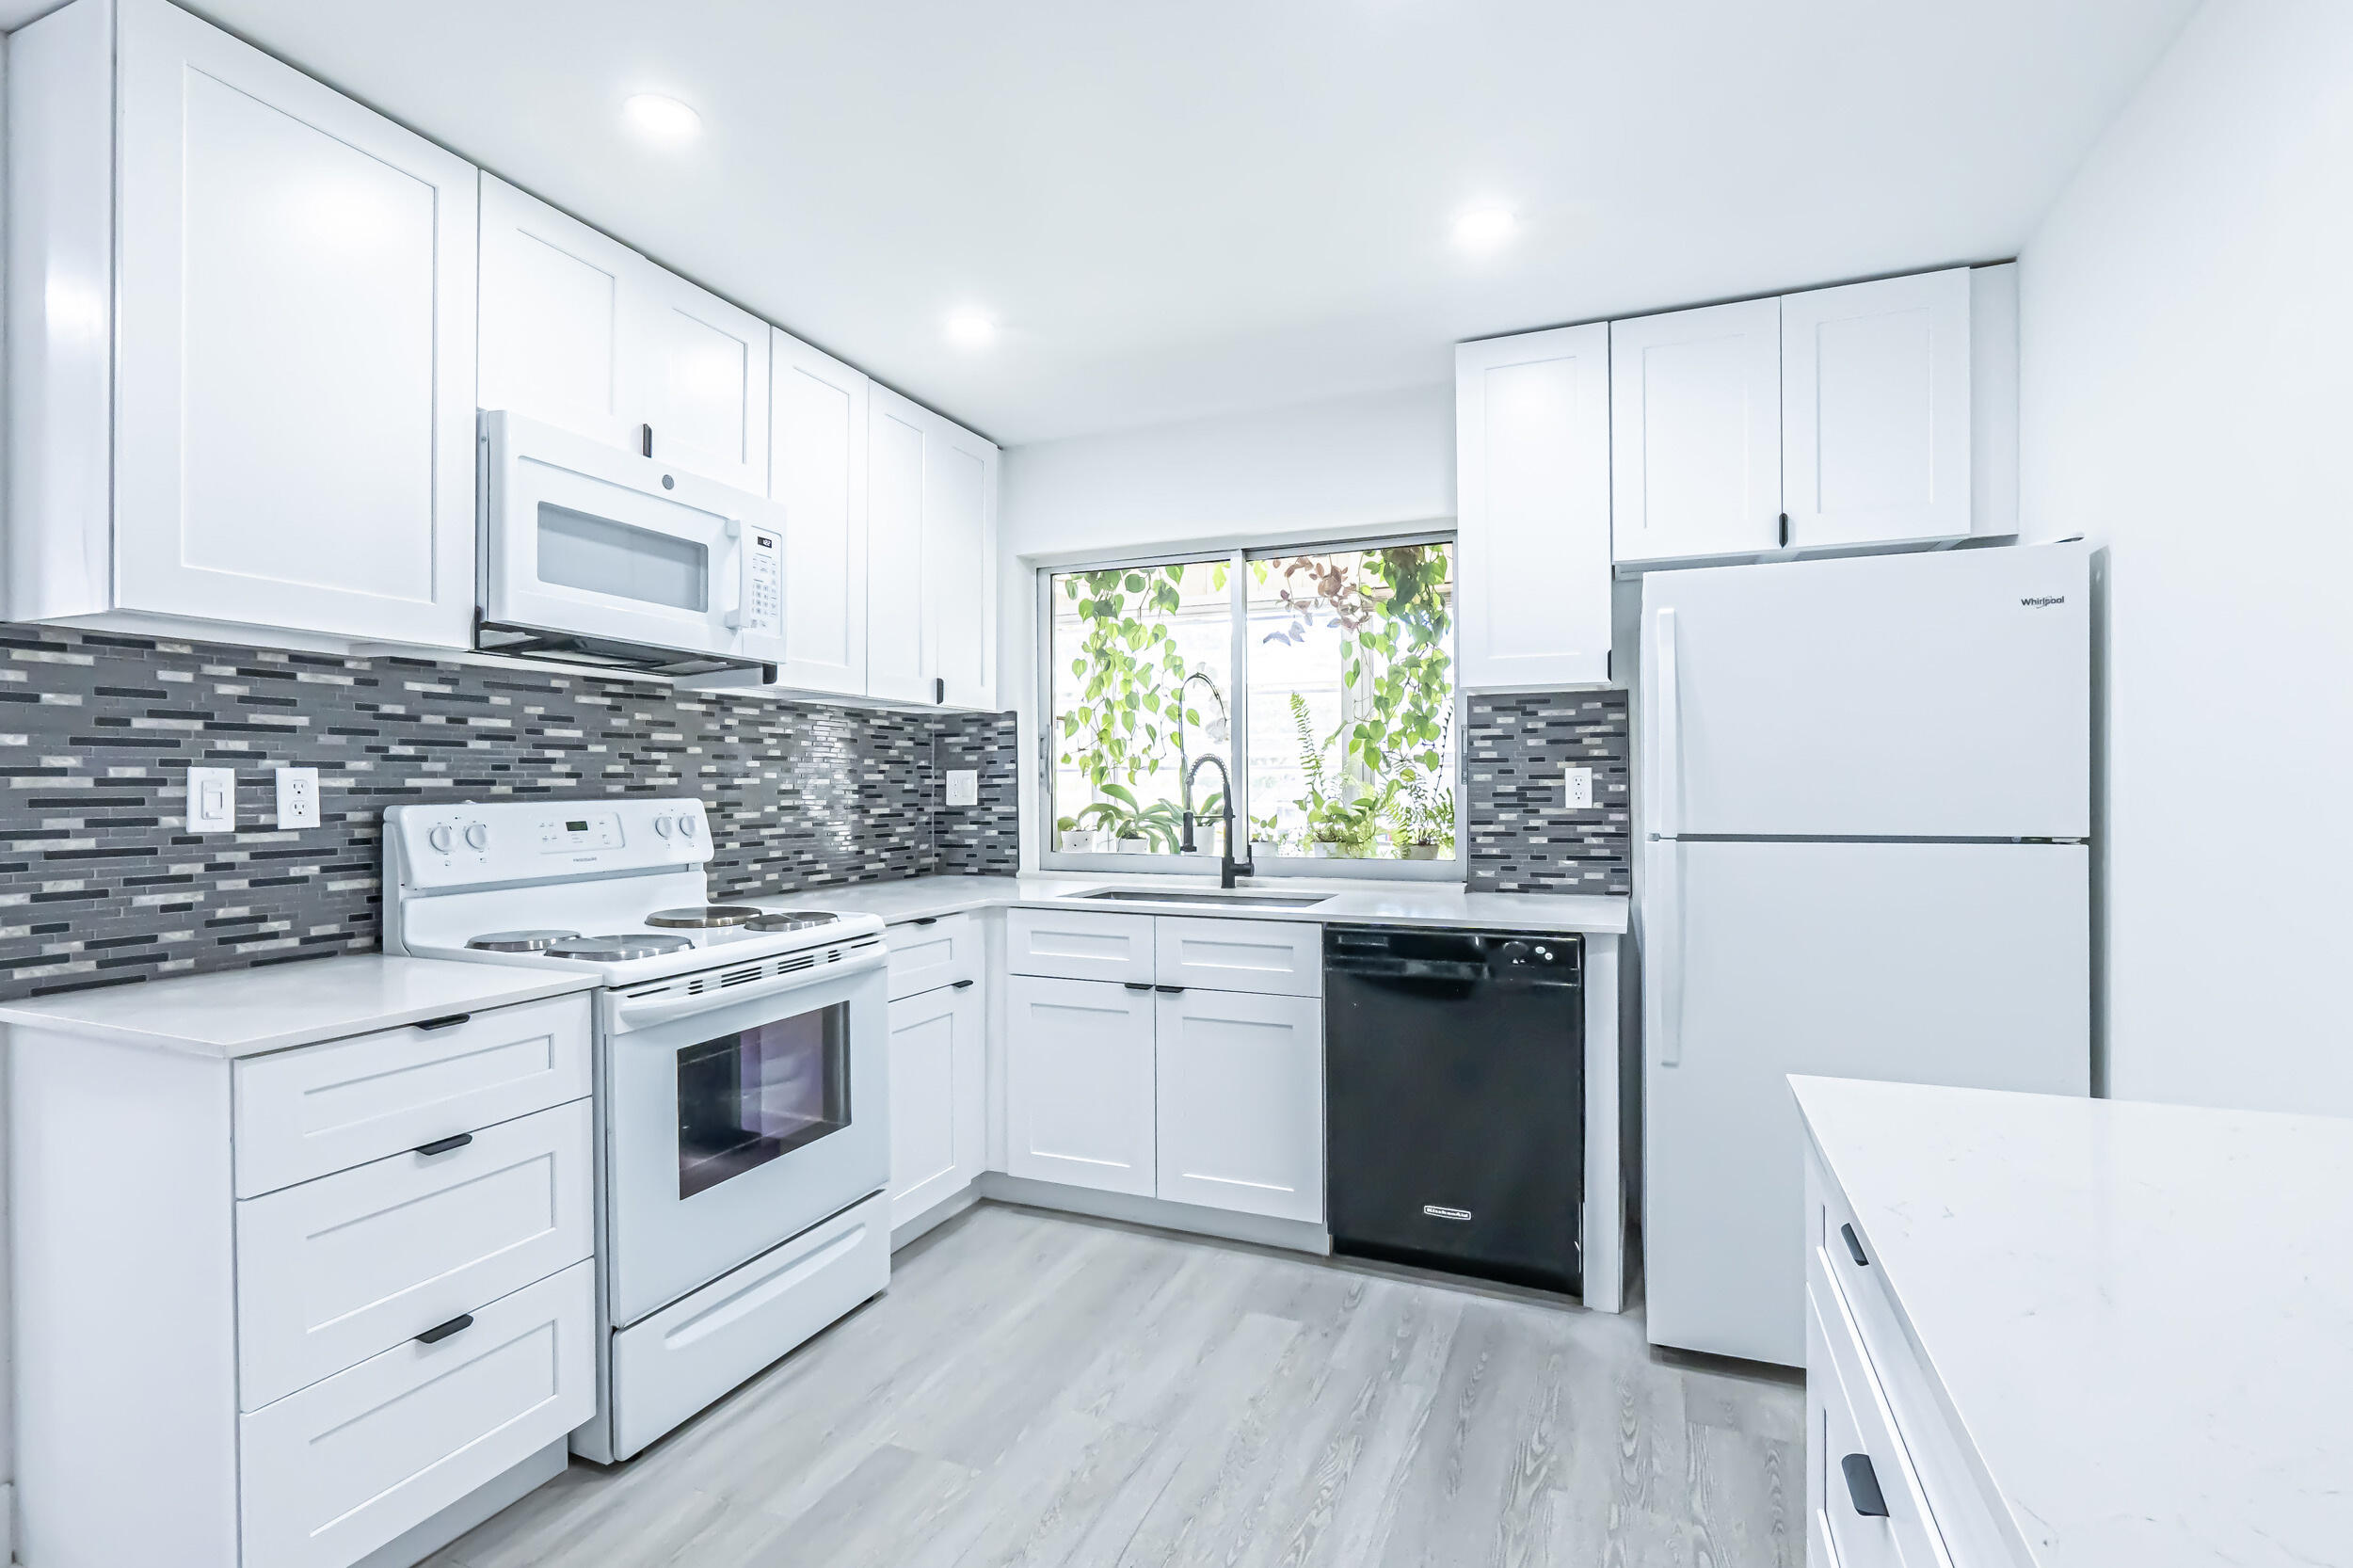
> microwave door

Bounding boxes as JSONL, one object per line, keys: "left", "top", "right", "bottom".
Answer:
{"left": 498, "top": 455, "right": 735, "bottom": 649}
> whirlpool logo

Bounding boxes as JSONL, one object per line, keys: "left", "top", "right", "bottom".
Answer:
{"left": 2020, "top": 595, "right": 2067, "bottom": 608}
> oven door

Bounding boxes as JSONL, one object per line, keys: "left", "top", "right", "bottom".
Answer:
{"left": 601, "top": 961, "right": 888, "bottom": 1326}
{"left": 480, "top": 410, "right": 783, "bottom": 664}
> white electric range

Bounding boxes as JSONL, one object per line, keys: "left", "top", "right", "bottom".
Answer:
{"left": 384, "top": 796, "right": 892, "bottom": 1463}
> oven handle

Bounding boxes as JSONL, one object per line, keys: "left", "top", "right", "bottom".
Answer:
{"left": 605, "top": 944, "right": 886, "bottom": 1032}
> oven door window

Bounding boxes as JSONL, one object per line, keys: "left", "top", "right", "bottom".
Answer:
{"left": 676, "top": 1002, "right": 849, "bottom": 1199}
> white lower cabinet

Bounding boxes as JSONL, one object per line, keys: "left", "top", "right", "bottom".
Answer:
{"left": 1004, "top": 973, "right": 1159, "bottom": 1196}
{"left": 240, "top": 1261, "right": 595, "bottom": 1568}
{"left": 1154, "top": 988, "right": 1323, "bottom": 1223}
{"left": 886, "top": 978, "right": 985, "bottom": 1228}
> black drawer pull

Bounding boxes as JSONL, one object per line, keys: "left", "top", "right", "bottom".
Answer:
{"left": 1123, "top": 981, "right": 1154, "bottom": 992}
{"left": 414, "top": 1132, "right": 474, "bottom": 1158}
{"left": 1841, "top": 1223, "right": 1869, "bottom": 1268}
{"left": 910, "top": 917, "right": 938, "bottom": 926}
{"left": 415, "top": 1313, "right": 474, "bottom": 1346}
{"left": 414, "top": 1013, "right": 472, "bottom": 1032}
{"left": 952, "top": 978, "right": 975, "bottom": 989}
{"left": 1154, "top": 984, "right": 1186, "bottom": 995}
{"left": 1841, "top": 1453, "right": 1888, "bottom": 1517}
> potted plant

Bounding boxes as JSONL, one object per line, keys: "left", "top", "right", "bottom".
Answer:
{"left": 1074, "top": 785, "right": 1185, "bottom": 855}
{"left": 1249, "top": 812, "right": 1284, "bottom": 862}
{"left": 1055, "top": 815, "right": 1097, "bottom": 855}
{"left": 1393, "top": 777, "right": 1453, "bottom": 859}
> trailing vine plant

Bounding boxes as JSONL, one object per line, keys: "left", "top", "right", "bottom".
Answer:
{"left": 1056, "top": 565, "right": 1196, "bottom": 799}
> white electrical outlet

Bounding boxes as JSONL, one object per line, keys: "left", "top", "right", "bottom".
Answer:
{"left": 1564, "top": 764, "right": 1594, "bottom": 810}
{"left": 187, "top": 766, "right": 236, "bottom": 833}
{"left": 275, "top": 765, "right": 320, "bottom": 829}
{"left": 946, "top": 768, "right": 979, "bottom": 808}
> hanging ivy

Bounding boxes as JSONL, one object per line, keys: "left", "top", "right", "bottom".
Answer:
{"left": 1055, "top": 565, "right": 1201, "bottom": 796}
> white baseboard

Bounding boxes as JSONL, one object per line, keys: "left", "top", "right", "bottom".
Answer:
{"left": 891, "top": 1185, "right": 982, "bottom": 1252}
{"left": 976, "top": 1174, "right": 1331, "bottom": 1256}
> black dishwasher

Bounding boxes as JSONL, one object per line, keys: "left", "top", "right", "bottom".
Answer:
{"left": 1324, "top": 925, "right": 1583, "bottom": 1295}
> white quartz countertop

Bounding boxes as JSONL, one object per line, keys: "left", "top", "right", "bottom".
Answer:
{"left": 753, "top": 872, "right": 1628, "bottom": 935}
{"left": 0, "top": 955, "right": 597, "bottom": 1059}
{"left": 1792, "top": 1076, "right": 2353, "bottom": 1568}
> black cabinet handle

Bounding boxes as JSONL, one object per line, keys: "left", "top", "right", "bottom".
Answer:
{"left": 1841, "top": 1453, "right": 1888, "bottom": 1517}
{"left": 414, "top": 1132, "right": 474, "bottom": 1158}
{"left": 1841, "top": 1223, "right": 1869, "bottom": 1268}
{"left": 934, "top": 677, "right": 945, "bottom": 705}
{"left": 1779, "top": 511, "right": 1791, "bottom": 548}
{"left": 952, "top": 979, "right": 975, "bottom": 990}
{"left": 416, "top": 1313, "right": 474, "bottom": 1346}
{"left": 1154, "top": 984, "right": 1186, "bottom": 995}
{"left": 414, "top": 1013, "right": 471, "bottom": 1032}
{"left": 910, "top": 917, "right": 938, "bottom": 926}
{"left": 1123, "top": 981, "right": 1153, "bottom": 992}
{"left": 640, "top": 423, "right": 654, "bottom": 458}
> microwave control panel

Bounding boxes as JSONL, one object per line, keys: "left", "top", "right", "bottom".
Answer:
{"left": 744, "top": 526, "right": 781, "bottom": 634}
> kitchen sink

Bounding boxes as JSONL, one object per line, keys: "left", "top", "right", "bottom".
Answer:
{"left": 1072, "top": 888, "right": 1332, "bottom": 909}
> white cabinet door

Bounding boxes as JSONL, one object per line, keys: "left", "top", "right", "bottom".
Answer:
{"left": 769, "top": 330, "right": 871, "bottom": 695}
{"left": 477, "top": 176, "right": 644, "bottom": 453}
{"left": 1004, "top": 975, "right": 1156, "bottom": 1196}
{"left": 923, "top": 414, "right": 1000, "bottom": 711}
{"left": 1455, "top": 324, "right": 1612, "bottom": 687}
{"left": 1781, "top": 267, "right": 1972, "bottom": 552}
{"left": 112, "top": 0, "right": 478, "bottom": 648}
{"left": 1609, "top": 297, "right": 1782, "bottom": 567}
{"left": 866, "top": 385, "right": 931, "bottom": 703}
{"left": 886, "top": 979, "right": 984, "bottom": 1229}
{"left": 638, "top": 267, "right": 770, "bottom": 492}
{"left": 1155, "top": 989, "right": 1323, "bottom": 1223}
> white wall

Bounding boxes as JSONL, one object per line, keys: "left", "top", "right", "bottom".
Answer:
{"left": 995, "top": 383, "right": 1455, "bottom": 866}
{"left": 2020, "top": 0, "right": 2353, "bottom": 1112}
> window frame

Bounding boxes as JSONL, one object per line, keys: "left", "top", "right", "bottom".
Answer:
{"left": 1035, "top": 531, "right": 1465, "bottom": 883}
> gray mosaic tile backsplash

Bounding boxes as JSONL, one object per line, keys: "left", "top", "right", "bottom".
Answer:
{"left": 1463, "top": 690, "right": 1632, "bottom": 896}
{"left": 0, "top": 623, "right": 1018, "bottom": 1000}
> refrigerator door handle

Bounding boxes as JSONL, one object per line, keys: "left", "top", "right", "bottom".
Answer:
{"left": 1653, "top": 838, "right": 1684, "bottom": 1067}
{"left": 1649, "top": 607, "right": 1681, "bottom": 838}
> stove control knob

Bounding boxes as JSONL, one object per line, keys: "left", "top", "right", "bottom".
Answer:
{"left": 678, "top": 815, "right": 699, "bottom": 840}
{"left": 427, "top": 824, "right": 454, "bottom": 854}
{"left": 463, "top": 824, "right": 489, "bottom": 851}
{"left": 654, "top": 816, "right": 675, "bottom": 839}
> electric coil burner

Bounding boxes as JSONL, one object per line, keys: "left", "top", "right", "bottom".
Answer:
{"left": 466, "top": 929, "right": 581, "bottom": 952}
{"left": 645, "top": 904, "right": 765, "bottom": 929}
{"left": 744, "top": 910, "right": 843, "bottom": 934}
{"left": 543, "top": 933, "right": 694, "bottom": 962}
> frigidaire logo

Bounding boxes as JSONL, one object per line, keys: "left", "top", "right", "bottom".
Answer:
{"left": 2020, "top": 596, "right": 2066, "bottom": 608}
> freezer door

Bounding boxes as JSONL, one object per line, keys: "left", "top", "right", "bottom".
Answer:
{"left": 1641, "top": 840, "right": 2089, "bottom": 1367}
{"left": 1641, "top": 544, "right": 2089, "bottom": 839}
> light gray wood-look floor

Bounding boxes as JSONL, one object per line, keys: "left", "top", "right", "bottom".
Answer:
{"left": 427, "top": 1204, "right": 1802, "bottom": 1568}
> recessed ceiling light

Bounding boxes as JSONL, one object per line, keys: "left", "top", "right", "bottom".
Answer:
{"left": 1452, "top": 207, "right": 1519, "bottom": 253}
{"left": 623, "top": 93, "right": 702, "bottom": 143}
{"left": 944, "top": 310, "right": 997, "bottom": 349}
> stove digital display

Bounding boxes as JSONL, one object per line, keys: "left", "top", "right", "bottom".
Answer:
{"left": 566, "top": 820, "right": 588, "bottom": 832}
{"left": 536, "top": 811, "right": 626, "bottom": 853}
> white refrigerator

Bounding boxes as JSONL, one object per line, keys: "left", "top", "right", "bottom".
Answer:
{"left": 1641, "top": 543, "right": 2091, "bottom": 1367}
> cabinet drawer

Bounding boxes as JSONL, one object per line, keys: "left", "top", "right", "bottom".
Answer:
{"left": 233, "top": 993, "right": 591, "bottom": 1196}
{"left": 887, "top": 912, "right": 977, "bottom": 1000}
{"left": 1808, "top": 1262, "right": 1943, "bottom": 1568}
{"left": 1154, "top": 917, "right": 1321, "bottom": 998}
{"left": 1005, "top": 906, "right": 1155, "bottom": 984}
{"left": 239, "top": 1259, "right": 594, "bottom": 1568}
{"left": 236, "top": 1098, "right": 593, "bottom": 1409}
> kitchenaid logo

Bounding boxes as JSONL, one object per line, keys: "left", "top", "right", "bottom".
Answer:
{"left": 1422, "top": 1205, "right": 1473, "bottom": 1223}
{"left": 2019, "top": 595, "right": 2067, "bottom": 608}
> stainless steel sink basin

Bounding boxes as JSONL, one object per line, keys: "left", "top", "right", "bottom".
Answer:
{"left": 1072, "top": 888, "right": 1331, "bottom": 909}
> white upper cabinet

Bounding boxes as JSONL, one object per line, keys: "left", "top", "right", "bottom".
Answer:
{"left": 1609, "top": 296, "right": 1785, "bottom": 568}
{"left": 1782, "top": 267, "right": 1972, "bottom": 552}
{"left": 477, "top": 177, "right": 643, "bottom": 453}
{"left": 768, "top": 331, "right": 872, "bottom": 696}
{"left": 479, "top": 176, "right": 768, "bottom": 492}
{"left": 867, "top": 385, "right": 1000, "bottom": 711}
{"left": 1455, "top": 323, "right": 1613, "bottom": 688}
{"left": 8, "top": 0, "right": 479, "bottom": 647}
{"left": 638, "top": 269, "right": 770, "bottom": 493}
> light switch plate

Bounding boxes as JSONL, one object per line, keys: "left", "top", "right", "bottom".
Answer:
{"left": 187, "top": 766, "right": 236, "bottom": 833}
{"left": 275, "top": 766, "right": 320, "bottom": 829}
{"left": 1564, "top": 765, "right": 1594, "bottom": 810}
{"left": 946, "top": 769, "right": 979, "bottom": 808}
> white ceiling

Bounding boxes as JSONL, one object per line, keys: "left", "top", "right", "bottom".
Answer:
{"left": 13, "top": 1, "right": 2198, "bottom": 445}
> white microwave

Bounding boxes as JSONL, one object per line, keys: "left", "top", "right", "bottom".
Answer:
{"left": 477, "top": 410, "right": 785, "bottom": 679}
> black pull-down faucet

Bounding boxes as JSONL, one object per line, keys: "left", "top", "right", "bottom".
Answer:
{"left": 1180, "top": 755, "right": 1254, "bottom": 889}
